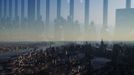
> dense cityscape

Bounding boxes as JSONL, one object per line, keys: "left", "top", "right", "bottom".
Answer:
{"left": 0, "top": 41, "right": 134, "bottom": 75}
{"left": 0, "top": 0, "right": 134, "bottom": 75}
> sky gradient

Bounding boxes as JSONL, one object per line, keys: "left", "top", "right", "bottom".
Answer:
{"left": 1, "top": 0, "right": 134, "bottom": 41}
{"left": 42, "top": 0, "right": 128, "bottom": 26}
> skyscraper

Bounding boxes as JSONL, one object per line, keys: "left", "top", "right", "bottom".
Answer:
{"left": 126, "top": 0, "right": 131, "bottom": 8}
{"left": 15, "top": 0, "right": 18, "bottom": 18}
{"left": 69, "top": 0, "right": 74, "bottom": 22}
{"left": 57, "top": 0, "right": 61, "bottom": 18}
{"left": 9, "top": 0, "right": 12, "bottom": 18}
{"left": 85, "top": 0, "right": 90, "bottom": 26}
{"left": 103, "top": 0, "right": 108, "bottom": 27}
{"left": 21, "top": 0, "right": 25, "bottom": 20}
{"left": 46, "top": 0, "right": 50, "bottom": 25}
{"left": 37, "top": 0, "right": 41, "bottom": 20}
{"left": 28, "top": 0, "right": 35, "bottom": 21}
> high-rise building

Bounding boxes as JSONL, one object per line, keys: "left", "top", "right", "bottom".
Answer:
{"left": 57, "top": 0, "right": 61, "bottom": 18}
{"left": 15, "top": 0, "right": 18, "bottom": 18}
{"left": 37, "top": 0, "right": 41, "bottom": 20}
{"left": 46, "top": 0, "right": 50, "bottom": 25}
{"left": 116, "top": 0, "right": 134, "bottom": 34}
{"left": 85, "top": 0, "right": 90, "bottom": 26}
{"left": 103, "top": 0, "right": 108, "bottom": 27}
{"left": 21, "top": 0, "right": 25, "bottom": 20}
{"left": 126, "top": 0, "right": 131, "bottom": 8}
{"left": 69, "top": 0, "right": 74, "bottom": 22}
{"left": 28, "top": 0, "right": 35, "bottom": 21}
{"left": 9, "top": 0, "right": 12, "bottom": 18}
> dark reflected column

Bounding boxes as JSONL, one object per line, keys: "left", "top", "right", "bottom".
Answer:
{"left": 46, "top": 0, "right": 50, "bottom": 25}
{"left": 21, "top": 0, "right": 25, "bottom": 20}
{"left": 57, "top": 0, "right": 61, "bottom": 18}
{"left": 69, "top": 0, "right": 74, "bottom": 22}
{"left": 15, "top": 0, "right": 18, "bottom": 18}
{"left": 37, "top": 0, "right": 41, "bottom": 20}
{"left": 0, "top": 0, "right": 2, "bottom": 18}
{"left": 4, "top": 0, "right": 7, "bottom": 18}
{"left": 103, "top": 0, "right": 108, "bottom": 27}
{"left": 126, "top": 0, "right": 131, "bottom": 8}
{"left": 85, "top": 0, "right": 90, "bottom": 26}
{"left": 9, "top": 0, "right": 12, "bottom": 18}
{"left": 28, "top": 0, "right": 35, "bottom": 21}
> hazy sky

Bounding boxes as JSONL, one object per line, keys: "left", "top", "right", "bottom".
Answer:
{"left": 42, "top": 0, "right": 134, "bottom": 26}
{"left": 1, "top": 0, "right": 134, "bottom": 41}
